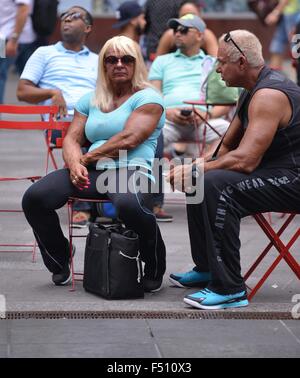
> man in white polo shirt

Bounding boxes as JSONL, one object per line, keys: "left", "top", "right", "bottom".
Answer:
{"left": 0, "top": 0, "right": 36, "bottom": 104}
{"left": 149, "top": 14, "right": 231, "bottom": 158}
{"left": 17, "top": 5, "right": 98, "bottom": 228}
{"left": 17, "top": 5, "right": 98, "bottom": 119}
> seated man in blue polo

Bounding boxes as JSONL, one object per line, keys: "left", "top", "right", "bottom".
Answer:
{"left": 149, "top": 14, "right": 231, "bottom": 158}
{"left": 17, "top": 6, "right": 98, "bottom": 228}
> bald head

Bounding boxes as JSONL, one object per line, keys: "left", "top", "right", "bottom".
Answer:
{"left": 219, "top": 30, "right": 264, "bottom": 68}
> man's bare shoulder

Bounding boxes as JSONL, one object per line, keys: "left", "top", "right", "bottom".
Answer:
{"left": 251, "top": 88, "right": 290, "bottom": 107}
{"left": 249, "top": 88, "right": 292, "bottom": 127}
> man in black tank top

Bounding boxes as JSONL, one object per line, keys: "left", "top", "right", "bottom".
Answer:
{"left": 168, "top": 30, "right": 300, "bottom": 310}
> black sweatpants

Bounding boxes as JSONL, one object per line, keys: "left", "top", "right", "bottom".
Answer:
{"left": 22, "top": 167, "right": 166, "bottom": 279}
{"left": 187, "top": 167, "right": 300, "bottom": 295}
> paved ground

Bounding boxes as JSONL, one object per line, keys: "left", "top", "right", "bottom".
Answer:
{"left": 0, "top": 71, "right": 299, "bottom": 358}
{"left": 0, "top": 319, "right": 299, "bottom": 358}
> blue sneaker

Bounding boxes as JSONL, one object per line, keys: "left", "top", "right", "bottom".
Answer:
{"left": 184, "top": 289, "right": 249, "bottom": 310}
{"left": 169, "top": 270, "right": 211, "bottom": 288}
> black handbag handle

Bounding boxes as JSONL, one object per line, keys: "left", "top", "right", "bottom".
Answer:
{"left": 90, "top": 222, "right": 138, "bottom": 239}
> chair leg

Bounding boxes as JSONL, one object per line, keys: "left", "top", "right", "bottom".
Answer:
{"left": 246, "top": 213, "right": 300, "bottom": 300}
{"left": 192, "top": 107, "right": 206, "bottom": 157}
{"left": 258, "top": 215, "right": 300, "bottom": 278}
{"left": 267, "top": 212, "right": 272, "bottom": 224}
{"left": 0, "top": 208, "right": 39, "bottom": 260}
{"left": 45, "top": 135, "right": 58, "bottom": 174}
{"left": 244, "top": 213, "right": 295, "bottom": 281}
{"left": 248, "top": 232, "right": 300, "bottom": 300}
{"left": 32, "top": 240, "right": 37, "bottom": 263}
{"left": 46, "top": 147, "right": 58, "bottom": 173}
{"left": 68, "top": 200, "right": 76, "bottom": 292}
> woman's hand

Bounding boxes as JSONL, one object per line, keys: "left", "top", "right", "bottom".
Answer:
{"left": 80, "top": 153, "right": 93, "bottom": 167}
{"left": 69, "top": 163, "right": 90, "bottom": 190}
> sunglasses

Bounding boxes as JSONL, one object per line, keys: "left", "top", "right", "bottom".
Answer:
{"left": 224, "top": 32, "right": 246, "bottom": 58}
{"left": 104, "top": 55, "right": 136, "bottom": 65}
{"left": 60, "top": 11, "right": 88, "bottom": 24}
{"left": 173, "top": 26, "right": 192, "bottom": 35}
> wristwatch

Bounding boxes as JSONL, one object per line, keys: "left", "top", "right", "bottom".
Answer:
{"left": 185, "top": 163, "right": 200, "bottom": 196}
{"left": 191, "top": 163, "right": 200, "bottom": 183}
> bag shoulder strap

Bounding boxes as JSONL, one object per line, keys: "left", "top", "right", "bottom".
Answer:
{"left": 208, "top": 90, "right": 246, "bottom": 161}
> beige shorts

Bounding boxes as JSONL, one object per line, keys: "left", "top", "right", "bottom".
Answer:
{"left": 163, "top": 118, "right": 230, "bottom": 148}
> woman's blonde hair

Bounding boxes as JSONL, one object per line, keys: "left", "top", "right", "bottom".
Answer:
{"left": 93, "top": 36, "right": 150, "bottom": 111}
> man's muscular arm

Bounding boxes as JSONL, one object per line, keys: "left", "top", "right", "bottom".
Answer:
{"left": 203, "top": 88, "right": 292, "bottom": 173}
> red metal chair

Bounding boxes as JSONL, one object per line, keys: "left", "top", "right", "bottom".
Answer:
{"left": 245, "top": 212, "right": 300, "bottom": 300}
{"left": 0, "top": 104, "right": 69, "bottom": 260}
{"left": 45, "top": 133, "right": 63, "bottom": 173}
{"left": 45, "top": 123, "right": 71, "bottom": 173}
{"left": 184, "top": 100, "right": 236, "bottom": 157}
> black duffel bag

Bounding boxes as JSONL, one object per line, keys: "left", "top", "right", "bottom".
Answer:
{"left": 83, "top": 223, "right": 144, "bottom": 299}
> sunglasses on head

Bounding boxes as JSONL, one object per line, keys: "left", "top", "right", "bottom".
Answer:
{"left": 173, "top": 25, "right": 191, "bottom": 35}
{"left": 104, "top": 55, "right": 136, "bottom": 65}
{"left": 60, "top": 11, "right": 88, "bottom": 24}
{"left": 224, "top": 32, "right": 246, "bottom": 58}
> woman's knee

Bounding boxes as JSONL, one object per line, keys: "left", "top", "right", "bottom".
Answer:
{"left": 114, "top": 195, "right": 144, "bottom": 220}
{"left": 22, "top": 184, "right": 46, "bottom": 212}
{"left": 22, "top": 169, "right": 71, "bottom": 212}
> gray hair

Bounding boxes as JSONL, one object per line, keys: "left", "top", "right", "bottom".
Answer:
{"left": 220, "top": 30, "right": 264, "bottom": 68}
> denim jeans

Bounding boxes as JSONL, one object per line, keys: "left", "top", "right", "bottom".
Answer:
{"left": 270, "top": 13, "right": 300, "bottom": 55}
{"left": 0, "top": 41, "right": 37, "bottom": 104}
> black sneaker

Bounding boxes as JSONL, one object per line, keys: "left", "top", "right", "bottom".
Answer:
{"left": 143, "top": 276, "right": 163, "bottom": 293}
{"left": 52, "top": 245, "right": 75, "bottom": 286}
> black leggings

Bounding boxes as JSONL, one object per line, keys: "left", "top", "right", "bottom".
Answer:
{"left": 22, "top": 167, "right": 166, "bottom": 279}
{"left": 187, "top": 167, "right": 300, "bottom": 295}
